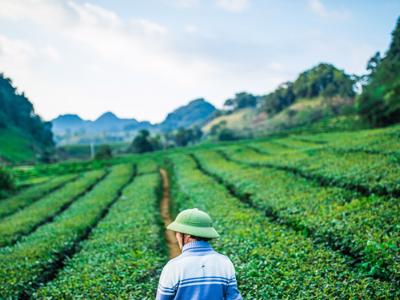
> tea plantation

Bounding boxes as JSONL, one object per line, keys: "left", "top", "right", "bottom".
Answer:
{"left": 0, "top": 125, "right": 399, "bottom": 299}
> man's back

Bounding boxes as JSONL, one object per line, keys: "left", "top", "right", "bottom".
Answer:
{"left": 156, "top": 241, "right": 242, "bottom": 300}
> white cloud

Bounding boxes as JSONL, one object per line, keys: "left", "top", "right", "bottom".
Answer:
{"left": 0, "top": 33, "right": 64, "bottom": 105}
{"left": 67, "top": 2, "right": 121, "bottom": 28}
{"left": 129, "top": 19, "right": 168, "bottom": 37}
{"left": 216, "top": 0, "right": 249, "bottom": 12}
{"left": 0, "top": 0, "right": 225, "bottom": 122}
{"left": 40, "top": 46, "right": 61, "bottom": 61}
{"left": 0, "top": 35, "right": 35, "bottom": 62}
{"left": 0, "top": 0, "right": 72, "bottom": 27}
{"left": 308, "top": 0, "right": 350, "bottom": 19}
{"left": 170, "top": 0, "right": 199, "bottom": 8}
{"left": 308, "top": 0, "right": 326, "bottom": 16}
{"left": 169, "top": 0, "right": 249, "bottom": 12}
{"left": 268, "top": 62, "right": 284, "bottom": 72}
{"left": 184, "top": 25, "right": 198, "bottom": 34}
{"left": 0, "top": 35, "right": 60, "bottom": 68}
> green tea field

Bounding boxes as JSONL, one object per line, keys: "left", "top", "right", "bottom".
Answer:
{"left": 1, "top": 125, "right": 399, "bottom": 299}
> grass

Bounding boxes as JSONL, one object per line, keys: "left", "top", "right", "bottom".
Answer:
{"left": 202, "top": 108, "right": 255, "bottom": 133}
{"left": 0, "top": 127, "right": 36, "bottom": 163}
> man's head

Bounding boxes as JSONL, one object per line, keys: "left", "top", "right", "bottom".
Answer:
{"left": 174, "top": 232, "right": 211, "bottom": 249}
{"left": 167, "top": 208, "right": 219, "bottom": 249}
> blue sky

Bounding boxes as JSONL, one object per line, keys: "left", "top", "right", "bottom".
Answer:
{"left": 0, "top": 0, "right": 398, "bottom": 123}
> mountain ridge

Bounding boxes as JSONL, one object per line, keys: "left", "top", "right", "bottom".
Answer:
{"left": 51, "top": 98, "right": 216, "bottom": 144}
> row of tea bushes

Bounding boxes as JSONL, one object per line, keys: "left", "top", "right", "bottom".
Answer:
{"left": 194, "top": 150, "right": 400, "bottom": 282}
{"left": 0, "top": 164, "right": 133, "bottom": 298}
{"left": 136, "top": 158, "right": 160, "bottom": 175}
{"left": 0, "top": 173, "right": 77, "bottom": 219}
{"left": 285, "top": 127, "right": 400, "bottom": 155}
{"left": 0, "top": 169, "right": 106, "bottom": 247}
{"left": 168, "top": 154, "right": 397, "bottom": 299}
{"left": 36, "top": 164, "right": 164, "bottom": 298}
{"left": 223, "top": 145, "right": 400, "bottom": 196}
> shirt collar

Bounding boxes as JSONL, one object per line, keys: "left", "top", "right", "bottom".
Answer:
{"left": 182, "top": 240, "right": 213, "bottom": 253}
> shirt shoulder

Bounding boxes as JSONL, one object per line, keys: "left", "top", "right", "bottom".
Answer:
{"left": 162, "top": 250, "right": 236, "bottom": 280}
{"left": 161, "top": 253, "right": 189, "bottom": 279}
{"left": 213, "top": 252, "right": 236, "bottom": 269}
{"left": 158, "top": 257, "right": 183, "bottom": 291}
{"left": 164, "top": 253, "right": 186, "bottom": 269}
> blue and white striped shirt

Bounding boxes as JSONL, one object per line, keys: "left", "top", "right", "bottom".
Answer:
{"left": 156, "top": 241, "right": 242, "bottom": 300}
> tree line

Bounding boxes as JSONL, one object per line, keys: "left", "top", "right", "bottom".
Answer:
{"left": 124, "top": 16, "right": 400, "bottom": 155}
{"left": 0, "top": 74, "right": 54, "bottom": 151}
{"left": 357, "top": 17, "right": 400, "bottom": 126}
{"left": 219, "top": 17, "right": 400, "bottom": 127}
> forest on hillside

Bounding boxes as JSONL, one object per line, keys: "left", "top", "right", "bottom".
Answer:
{"left": 0, "top": 75, "right": 54, "bottom": 160}
{"left": 204, "top": 17, "right": 400, "bottom": 141}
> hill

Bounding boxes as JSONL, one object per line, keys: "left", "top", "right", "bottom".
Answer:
{"left": 0, "top": 127, "right": 37, "bottom": 163}
{"left": 0, "top": 74, "right": 54, "bottom": 163}
{"left": 52, "top": 112, "right": 153, "bottom": 145}
{"left": 157, "top": 98, "right": 216, "bottom": 132}
{"left": 202, "top": 108, "right": 256, "bottom": 133}
{"left": 52, "top": 114, "right": 85, "bottom": 134}
{"left": 52, "top": 98, "right": 216, "bottom": 145}
{"left": 52, "top": 112, "right": 152, "bottom": 135}
{"left": 203, "top": 63, "right": 357, "bottom": 139}
{"left": 203, "top": 19, "right": 400, "bottom": 139}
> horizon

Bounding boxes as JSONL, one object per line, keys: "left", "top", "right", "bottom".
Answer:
{"left": 0, "top": 0, "right": 399, "bottom": 123}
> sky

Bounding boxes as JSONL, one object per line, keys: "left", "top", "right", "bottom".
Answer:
{"left": 0, "top": 0, "right": 398, "bottom": 123}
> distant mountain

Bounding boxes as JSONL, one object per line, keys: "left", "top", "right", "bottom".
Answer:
{"left": 51, "top": 98, "right": 216, "bottom": 144}
{"left": 52, "top": 114, "right": 87, "bottom": 134}
{"left": 158, "top": 98, "right": 216, "bottom": 132}
{"left": 52, "top": 112, "right": 152, "bottom": 135}
{"left": 94, "top": 112, "right": 122, "bottom": 131}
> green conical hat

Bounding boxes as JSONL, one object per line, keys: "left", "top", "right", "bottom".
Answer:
{"left": 167, "top": 208, "right": 219, "bottom": 239}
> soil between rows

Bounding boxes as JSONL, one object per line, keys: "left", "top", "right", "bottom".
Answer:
{"left": 160, "top": 168, "right": 180, "bottom": 259}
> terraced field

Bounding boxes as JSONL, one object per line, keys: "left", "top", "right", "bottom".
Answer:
{"left": 0, "top": 124, "right": 399, "bottom": 299}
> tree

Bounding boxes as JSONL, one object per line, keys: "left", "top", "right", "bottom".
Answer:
{"left": 224, "top": 92, "right": 258, "bottom": 111}
{"left": 130, "top": 130, "right": 154, "bottom": 153}
{"left": 130, "top": 130, "right": 163, "bottom": 153}
{"left": 169, "top": 127, "right": 203, "bottom": 147}
{"left": 208, "top": 120, "right": 239, "bottom": 141}
{"left": 218, "top": 128, "right": 238, "bottom": 141}
{"left": 94, "top": 144, "right": 113, "bottom": 160}
{"left": 0, "top": 74, "right": 54, "bottom": 158}
{"left": 358, "top": 17, "right": 400, "bottom": 126}
{"left": 260, "top": 82, "right": 296, "bottom": 116}
{"left": 293, "top": 63, "right": 355, "bottom": 99}
{"left": 39, "top": 149, "right": 54, "bottom": 163}
{"left": 366, "top": 52, "right": 382, "bottom": 75}
{"left": 259, "top": 63, "right": 356, "bottom": 118}
{"left": 151, "top": 134, "right": 163, "bottom": 151}
{"left": 0, "top": 167, "right": 15, "bottom": 194}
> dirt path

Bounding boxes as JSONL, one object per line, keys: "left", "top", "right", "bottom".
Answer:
{"left": 160, "top": 168, "right": 181, "bottom": 259}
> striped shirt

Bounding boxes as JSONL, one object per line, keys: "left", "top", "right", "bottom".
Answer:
{"left": 156, "top": 241, "right": 242, "bottom": 300}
